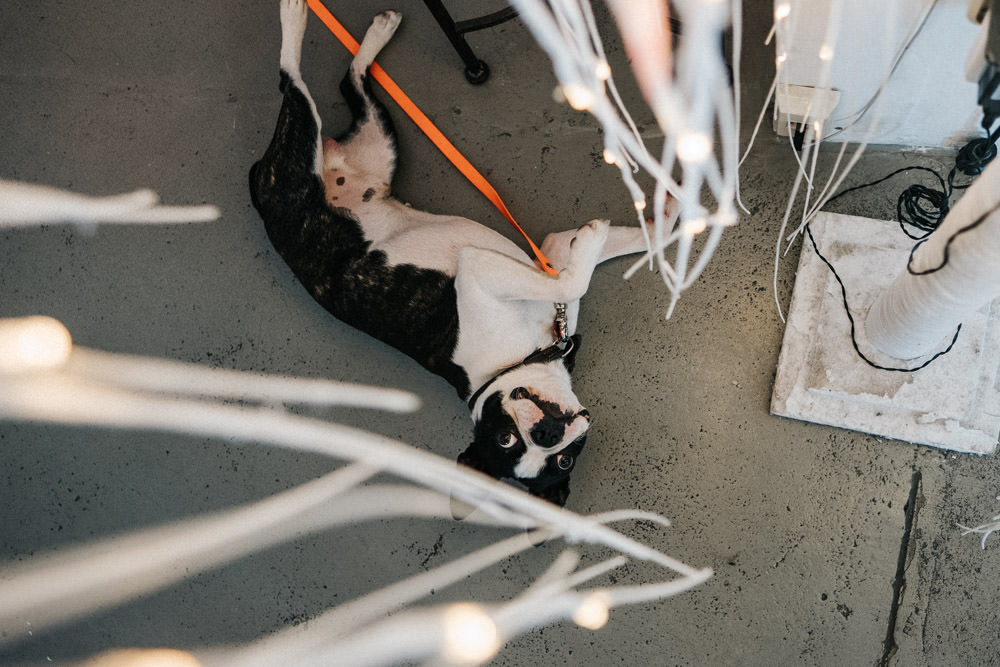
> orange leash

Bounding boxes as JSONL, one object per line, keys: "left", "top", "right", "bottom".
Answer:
{"left": 305, "top": 0, "right": 557, "bottom": 275}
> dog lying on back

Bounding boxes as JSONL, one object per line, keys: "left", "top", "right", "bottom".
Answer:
{"left": 250, "top": 1, "right": 673, "bottom": 506}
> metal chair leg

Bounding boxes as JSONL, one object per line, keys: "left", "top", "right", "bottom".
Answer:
{"left": 422, "top": 0, "right": 517, "bottom": 85}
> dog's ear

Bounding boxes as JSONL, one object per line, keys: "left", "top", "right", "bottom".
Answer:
{"left": 453, "top": 445, "right": 489, "bottom": 521}
{"left": 530, "top": 477, "right": 571, "bottom": 507}
{"left": 562, "top": 334, "right": 582, "bottom": 374}
{"left": 457, "top": 443, "right": 487, "bottom": 473}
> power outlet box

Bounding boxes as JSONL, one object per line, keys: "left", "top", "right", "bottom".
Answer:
{"left": 773, "top": 84, "right": 841, "bottom": 137}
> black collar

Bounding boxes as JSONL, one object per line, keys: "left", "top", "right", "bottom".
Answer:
{"left": 466, "top": 335, "right": 577, "bottom": 411}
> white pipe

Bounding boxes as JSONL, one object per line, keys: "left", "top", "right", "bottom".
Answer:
{"left": 866, "top": 157, "right": 1000, "bottom": 359}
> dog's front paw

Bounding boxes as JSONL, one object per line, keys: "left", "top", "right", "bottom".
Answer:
{"left": 583, "top": 218, "right": 610, "bottom": 239}
{"left": 570, "top": 218, "right": 609, "bottom": 253}
{"left": 555, "top": 219, "right": 608, "bottom": 299}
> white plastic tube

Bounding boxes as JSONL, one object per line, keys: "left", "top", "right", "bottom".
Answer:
{"left": 866, "top": 157, "right": 1000, "bottom": 359}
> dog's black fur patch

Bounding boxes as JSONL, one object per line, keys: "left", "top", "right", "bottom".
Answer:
{"left": 250, "top": 69, "right": 470, "bottom": 396}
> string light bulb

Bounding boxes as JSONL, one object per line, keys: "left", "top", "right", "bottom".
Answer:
{"left": 0, "top": 316, "right": 73, "bottom": 375}
{"left": 572, "top": 593, "right": 611, "bottom": 630}
{"left": 595, "top": 60, "right": 612, "bottom": 81}
{"left": 774, "top": 3, "right": 791, "bottom": 20}
{"left": 441, "top": 603, "right": 500, "bottom": 664}
{"left": 676, "top": 132, "right": 712, "bottom": 163}
{"left": 683, "top": 217, "right": 708, "bottom": 236}
{"left": 634, "top": 199, "right": 647, "bottom": 211}
{"left": 717, "top": 208, "right": 738, "bottom": 227}
{"left": 818, "top": 44, "right": 834, "bottom": 61}
{"left": 82, "top": 649, "right": 202, "bottom": 666}
{"left": 561, "top": 83, "right": 594, "bottom": 111}
{"left": 603, "top": 148, "right": 618, "bottom": 165}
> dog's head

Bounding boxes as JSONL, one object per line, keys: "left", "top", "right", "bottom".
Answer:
{"left": 460, "top": 340, "right": 589, "bottom": 507}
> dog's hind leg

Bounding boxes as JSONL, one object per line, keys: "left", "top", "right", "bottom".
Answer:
{"left": 350, "top": 11, "right": 402, "bottom": 85}
{"left": 332, "top": 12, "right": 402, "bottom": 192}
{"left": 250, "top": 0, "right": 327, "bottom": 213}
{"left": 277, "top": 0, "right": 325, "bottom": 176}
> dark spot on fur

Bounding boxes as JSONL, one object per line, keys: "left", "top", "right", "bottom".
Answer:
{"left": 363, "top": 187, "right": 376, "bottom": 202}
{"left": 336, "top": 176, "right": 346, "bottom": 186}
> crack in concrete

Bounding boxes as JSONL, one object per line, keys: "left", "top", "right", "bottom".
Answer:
{"left": 878, "top": 469, "right": 924, "bottom": 666}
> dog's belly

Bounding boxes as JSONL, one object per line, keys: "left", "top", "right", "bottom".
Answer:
{"left": 355, "top": 200, "right": 533, "bottom": 275}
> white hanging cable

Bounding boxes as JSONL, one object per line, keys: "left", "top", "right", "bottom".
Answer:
{"left": 512, "top": 0, "right": 739, "bottom": 316}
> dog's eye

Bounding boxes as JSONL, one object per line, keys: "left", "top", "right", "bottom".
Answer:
{"left": 510, "top": 387, "right": 529, "bottom": 400}
{"left": 555, "top": 454, "right": 574, "bottom": 471}
{"left": 497, "top": 431, "right": 517, "bottom": 448}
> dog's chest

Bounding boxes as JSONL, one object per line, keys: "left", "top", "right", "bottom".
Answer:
{"left": 347, "top": 195, "right": 529, "bottom": 276}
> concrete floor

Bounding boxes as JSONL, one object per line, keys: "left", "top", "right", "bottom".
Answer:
{"left": 2, "top": 1, "right": 999, "bottom": 664}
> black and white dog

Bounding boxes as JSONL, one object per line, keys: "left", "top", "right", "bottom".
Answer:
{"left": 250, "top": 1, "right": 673, "bottom": 506}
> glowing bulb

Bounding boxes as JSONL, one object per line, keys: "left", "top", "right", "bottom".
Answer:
{"left": 676, "top": 132, "right": 712, "bottom": 163}
{"left": 603, "top": 148, "right": 617, "bottom": 165}
{"left": 634, "top": 199, "right": 647, "bottom": 211}
{"left": 683, "top": 217, "right": 708, "bottom": 235}
{"left": 774, "top": 3, "right": 791, "bottom": 20}
{"left": 776, "top": 53, "right": 787, "bottom": 65}
{"left": 0, "top": 316, "right": 73, "bottom": 374}
{"left": 818, "top": 44, "right": 834, "bottom": 61}
{"left": 562, "top": 83, "right": 594, "bottom": 111}
{"left": 442, "top": 603, "right": 500, "bottom": 664}
{"left": 717, "top": 209, "right": 738, "bottom": 226}
{"left": 84, "top": 648, "right": 202, "bottom": 666}
{"left": 595, "top": 60, "right": 612, "bottom": 81}
{"left": 573, "top": 593, "right": 610, "bottom": 630}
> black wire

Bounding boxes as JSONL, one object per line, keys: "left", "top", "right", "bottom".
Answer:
{"left": 826, "top": 164, "right": 953, "bottom": 240}
{"left": 803, "top": 224, "right": 962, "bottom": 373}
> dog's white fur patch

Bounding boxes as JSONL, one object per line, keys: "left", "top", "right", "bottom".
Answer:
{"left": 513, "top": 448, "right": 551, "bottom": 479}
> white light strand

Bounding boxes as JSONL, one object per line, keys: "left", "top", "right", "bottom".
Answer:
{"left": 0, "top": 179, "right": 219, "bottom": 227}
{"left": 0, "top": 180, "right": 710, "bottom": 665}
{"left": 510, "top": 0, "right": 740, "bottom": 317}
{"left": 764, "top": 0, "right": 940, "bottom": 321}
{"left": 0, "top": 331, "right": 710, "bottom": 664}
{"left": 959, "top": 514, "right": 1000, "bottom": 550}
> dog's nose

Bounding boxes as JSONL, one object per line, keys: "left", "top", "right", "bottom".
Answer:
{"left": 530, "top": 418, "right": 565, "bottom": 448}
